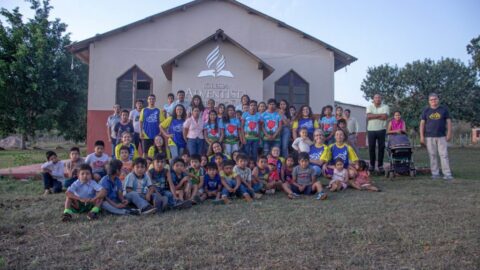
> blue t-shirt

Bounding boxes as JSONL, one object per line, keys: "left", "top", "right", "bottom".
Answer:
{"left": 421, "top": 105, "right": 450, "bottom": 137}
{"left": 170, "top": 171, "right": 187, "bottom": 186}
{"left": 204, "top": 120, "right": 224, "bottom": 141}
{"left": 320, "top": 116, "right": 337, "bottom": 134}
{"left": 309, "top": 144, "right": 326, "bottom": 168}
{"left": 168, "top": 118, "right": 186, "bottom": 148}
{"left": 242, "top": 112, "right": 261, "bottom": 140}
{"left": 262, "top": 111, "right": 281, "bottom": 141}
{"left": 100, "top": 175, "right": 123, "bottom": 202}
{"left": 204, "top": 174, "right": 222, "bottom": 191}
{"left": 149, "top": 168, "right": 168, "bottom": 192}
{"left": 297, "top": 118, "right": 316, "bottom": 138}
{"left": 223, "top": 118, "right": 241, "bottom": 144}
{"left": 141, "top": 108, "right": 160, "bottom": 139}
{"left": 328, "top": 144, "right": 353, "bottom": 168}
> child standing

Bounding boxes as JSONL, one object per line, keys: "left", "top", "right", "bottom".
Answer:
{"left": 100, "top": 160, "right": 140, "bottom": 215}
{"left": 204, "top": 110, "right": 224, "bottom": 150}
{"left": 350, "top": 160, "right": 380, "bottom": 191}
{"left": 200, "top": 162, "right": 223, "bottom": 203}
{"left": 124, "top": 158, "right": 157, "bottom": 215}
{"left": 140, "top": 94, "right": 161, "bottom": 158}
{"left": 129, "top": 99, "right": 144, "bottom": 150}
{"left": 85, "top": 140, "right": 110, "bottom": 181}
{"left": 64, "top": 147, "right": 85, "bottom": 189}
{"left": 288, "top": 152, "right": 327, "bottom": 200}
{"left": 241, "top": 100, "right": 261, "bottom": 162}
{"left": 222, "top": 105, "right": 241, "bottom": 156}
{"left": 234, "top": 154, "right": 260, "bottom": 202}
{"left": 161, "top": 104, "right": 187, "bottom": 159}
{"left": 41, "top": 151, "right": 65, "bottom": 195}
{"left": 328, "top": 158, "right": 349, "bottom": 192}
{"left": 220, "top": 159, "right": 239, "bottom": 204}
{"left": 320, "top": 105, "right": 337, "bottom": 145}
{"left": 61, "top": 164, "right": 106, "bottom": 221}
{"left": 114, "top": 109, "right": 134, "bottom": 145}
{"left": 292, "top": 127, "right": 313, "bottom": 154}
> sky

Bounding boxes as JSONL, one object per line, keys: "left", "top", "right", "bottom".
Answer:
{"left": 2, "top": 0, "right": 479, "bottom": 106}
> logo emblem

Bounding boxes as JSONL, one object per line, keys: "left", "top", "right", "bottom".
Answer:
{"left": 198, "top": 45, "right": 234, "bottom": 78}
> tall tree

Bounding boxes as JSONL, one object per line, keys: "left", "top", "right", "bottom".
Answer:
{"left": 467, "top": 35, "right": 480, "bottom": 72}
{"left": 361, "top": 58, "right": 479, "bottom": 130}
{"left": 0, "top": 0, "right": 87, "bottom": 147}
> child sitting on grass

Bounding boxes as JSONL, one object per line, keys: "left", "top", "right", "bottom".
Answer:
{"left": 234, "top": 154, "right": 260, "bottom": 202}
{"left": 85, "top": 140, "right": 109, "bottom": 181}
{"left": 41, "top": 150, "right": 65, "bottom": 195}
{"left": 267, "top": 146, "right": 284, "bottom": 177}
{"left": 292, "top": 127, "right": 313, "bottom": 154}
{"left": 328, "top": 158, "right": 349, "bottom": 192}
{"left": 252, "top": 155, "right": 269, "bottom": 193}
{"left": 100, "top": 159, "right": 140, "bottom": 215}
{"left": 114, "top": 132, "right": 139, "bottom": 160}
{"left": 62, "top": 164, "right": 106, "bottom": 221}
{"left": 124, "top": 158, "right": 157, "bottom": 215}
{"left": 148, "top": 154, "right": 191, "bottom": 210}
{"left": 220, "top": 159, "right": 239, "bottom": 204}
{"left": 287, "top": 152, "right": 327, "bottom": 200}
{"left": 147, "top": 135, "right": 166, "bottom": 159}
{"left": 350, "top": 160, "right": 380, "bottom": 192}
{"left": 281, "top": 155, "right": 300, "bottom": 199}
{"left": 64, "top": 147, "right": 85, "bottom": 189}
{"left": 170, "top": 158, "right": 191, "bottom": 201}
{"left": 199, "top": 162, "right": 223, "bottom": 203}
{"left": 187, "top": 154, "right": 205, "bottom": 203}
{"left": 213, "top": 153, "right": 225, "bottom": 172}
{"left": 118, "top": 146, "right": 133, "bottom": 181}
{"left": 265, "top": 159, "right": 282, "bottom": 194}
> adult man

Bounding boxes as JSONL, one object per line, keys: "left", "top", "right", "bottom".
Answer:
{"left": 261, "top": 98, "right": 283, "bottom": 155}
{"left": 139, "top": 94, "right": 161, "bottom": 158}
{"left": 167, "top": 90, "right": 190, "bottom": 116}
{"left": 129, "top": 99, "right": 144, "bottom": 151}
{"left": 366, "top": 94, "right": 389, "bottom": 173}
{"left": 344, "top": 109, "right": 359, "bottom": 155}
{"left": 419, "top": 93, "right": 453, "bottom": 180}
{"left": 106, "top": 104, "right": 121, "bottom": 157}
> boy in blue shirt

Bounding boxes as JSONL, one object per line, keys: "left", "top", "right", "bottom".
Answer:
{"left": 62, "top": 164, "right": 106, "bottom": 222}
{"left": 241, "top": 100, "right": 261, "bottom": 162}
{"left": 140, "top": 94, "right": 161, "bottom": 158}
{"left": 100, "top": 159, "right": 140, "bottom": 215}
{"left": 200, "top": 162, "right": 223, "bottom": 203}
{"left": 261, "top": 99, "right": 283, "bottom": 155}
{"left": 124, "top": 158, "right": 157, "bottom": 215}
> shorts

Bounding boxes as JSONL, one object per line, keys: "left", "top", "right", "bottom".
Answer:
{"left": 71, "top": 201, "right": 94, "bottom": 213}
{"left": 328, "top": 179, "right": 347, "bottom": 190}
{"left": 291, "top": 184, "right": 313, "bottom": 195}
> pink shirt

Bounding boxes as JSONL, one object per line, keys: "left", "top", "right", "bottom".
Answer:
{"left": 183, "top": 116, "right": 204, "bottom": 139}
{"left": 390, "top": 119, "right": 405, "bottom": 132}
{"left": 202, "top": 108, "right": 212, "bottom": 124}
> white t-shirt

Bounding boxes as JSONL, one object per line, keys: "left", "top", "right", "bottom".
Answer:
{"left": 292, "top": 137, "right": 312, "bottom": 153}
{"left": 85, "top": 153, "right": 109, "bottom": 173}
{"left": 41, "top": 160, "right": 65, "bottom": 181}
{"left": 129, "top": 109, "right": 141, "bottom": 133}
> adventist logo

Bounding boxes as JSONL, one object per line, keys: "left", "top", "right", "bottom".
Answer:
{"left": 198, "top": 45, "right": 234, "bottom": 78}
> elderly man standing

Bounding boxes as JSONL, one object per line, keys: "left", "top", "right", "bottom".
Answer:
{"left": 366, "top": 94, "right": 389, "bottom": 173}
{"left": 420, "top": 93, "right": 453, "bottom": 180}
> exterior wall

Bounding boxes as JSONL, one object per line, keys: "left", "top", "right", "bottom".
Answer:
{"left": 171, "top": 41, "right": 264, "bottom": 105}
{"left": 85, "top": 0, "right": 337, "bottom": 150}
{"left": 87, "top": 110, "right": 112, "bottom": 154}
{"left": 334, "top": 102, "right": 367, "bottom": 147}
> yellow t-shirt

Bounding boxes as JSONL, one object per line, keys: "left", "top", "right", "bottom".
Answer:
{"left": 114, "top": 143, "right": 139, "bottom": 160}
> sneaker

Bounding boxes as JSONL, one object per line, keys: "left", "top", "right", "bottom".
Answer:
{"left": 291, "top": 192, "right": 300, "bottom": 198}
{"left": 222, "top": 197, "right": 231, "bottom": 204}
{"left": 127, "top": 209, "right": 141, "bottom": 215}
{"left": 212, "top": 199, "right": 224, "bottom": 205}
{"left": 193, "top": 194, "right": 202, "bottom": 204}
{"left": 254, "top": 193, "right": 262, "bottom": 199}
{"left": 61, "top": 213, "right": 72, "bottom": 222}
{"left": 173, "top": 200, "right": 192, "bottom": 210}
{"left": 443, "top": 175, "right": 454, "bottom": 181}
{"left": 431, "top": 175, "right": 441, "bottom": 180}
{"left": 87, "top": 211, "right": 98, "bottom": 220}
{"left": 43, "top": 189, "right": 51, "bottom": 196}
{"left": 368, "top": 165, "right": 375, "bottom": 173}
{"left": 265, "top": 189, "right": 275, "bottom": 195}
{"left": 316, "top": 192, "right": 328, "bottom": 200}
{"left": 141, "top": 205, "right": 156, "bottom": 215}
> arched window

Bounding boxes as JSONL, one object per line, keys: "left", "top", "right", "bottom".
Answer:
{"left": 116, "top": 66, "right": 152, "bottom": 109}
{"left": 274, "top": 70, "right": 309, "bottom": 109}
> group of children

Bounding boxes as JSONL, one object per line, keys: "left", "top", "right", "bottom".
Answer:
{"left": 40, "top": 92, "right": 398, "bottom": 221}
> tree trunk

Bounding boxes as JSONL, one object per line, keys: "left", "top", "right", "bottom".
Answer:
{"left": 21, "top": 133, "right": 27, "bottom": 150}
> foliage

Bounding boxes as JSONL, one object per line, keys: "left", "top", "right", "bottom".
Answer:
{"left": 361, "top": 58, "right": 480, "bottom": 129}
{"left": 0, "top": 0, "right": 87, "bottom": 145}
{"left": 467, "top": 35, "right": 480, "bottom": 72}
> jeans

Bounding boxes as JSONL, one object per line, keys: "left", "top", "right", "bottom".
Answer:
{"left": 425, "top": 137, "right": 452, "bottom": 177}
{"left": 221, "top": 179, "right": 239, "bottom": 197}
{"left": 367, "top": 129, "right": 386, "bottom": 169}
{"left": 291, "top": 184, "right": 313, "bottom": 195}
{"left": 101, "top": 200, "right": 129, "bottom": 215}
{"left": 133, "top": 132, "right": 141, "bottom": 152}
{"left": 239, "top": 182, "right": 263, "bottom": 197}
{"left": 42, "top": 173, "right": 63, "bottom": 193}
{"left": 280, "top": 126, "right": 291, "bottom": 157}
{"left": 124, "top": 192, "right": 149, "bottom": 210}
{"left": 224, "top": 143, "right": 239, "bottom": 156}
{"left": 187, "top": 138, "right": 205, "bottom": 156}
{"left": 263, "top": 140, "right": 281, "bottom": 156}
{"left": 169, "top": 146, "right": 185, "bottom": 160}
{"left": 244, "top": 140, "right": 259, "bottom": 162}
{"left": 111, "top": 138, "right": 117, "bottom": 158}
{"left": 310, "top": 164, "right": 322, "bottom": 178}
{"left": 64, "top": 178, "right": 76, "bottom": 189}
{"left": 159, "top": 190, "right": 177, "bottom": 207}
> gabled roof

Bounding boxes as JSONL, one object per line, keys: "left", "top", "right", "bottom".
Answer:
{"left": 161, "top": 29, "right": 274, "bottom": 80}
{"left": 66, "top": 0, "right": 357, "bottom": 70}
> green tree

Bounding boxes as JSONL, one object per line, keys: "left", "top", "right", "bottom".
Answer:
{"left": 467, "top": 35, "right": 480, "bottom": 72}
{"left": 360, "top": 58, "right": 479, "bottom": 130}
{"left": 0, "top": 0, "right": 87, "bottom": 147}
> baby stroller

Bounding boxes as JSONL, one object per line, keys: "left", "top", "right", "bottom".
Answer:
{"left": 385, "top": 134, "right": 416, "bottom": 179}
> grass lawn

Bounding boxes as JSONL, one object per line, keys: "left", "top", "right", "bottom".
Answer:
{"left": 0, "top": 147, "right": 479, "bottom": 269}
